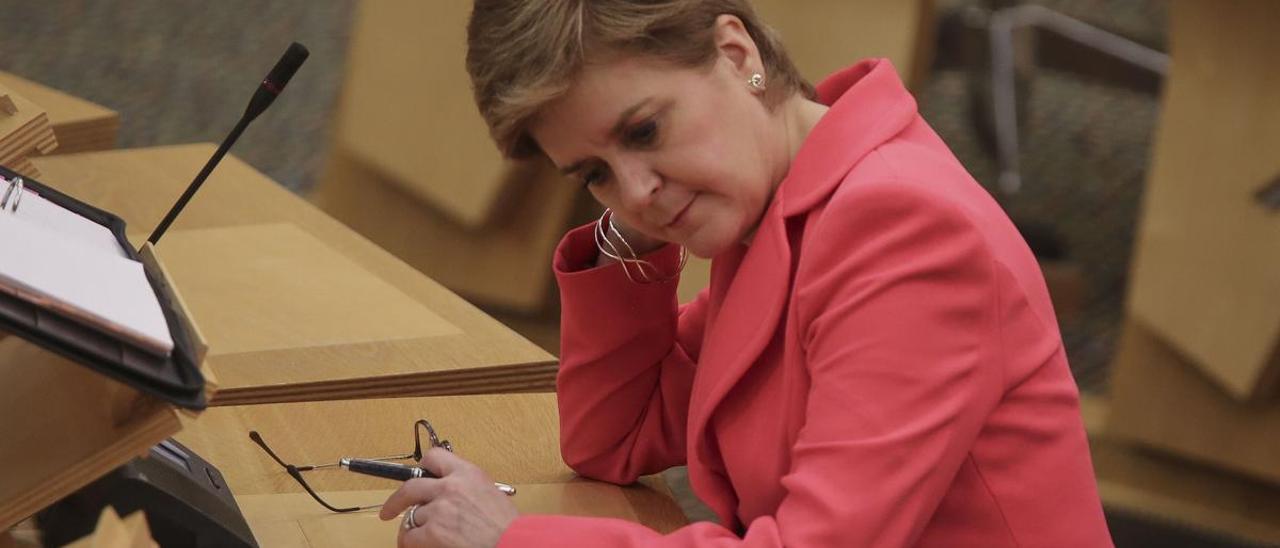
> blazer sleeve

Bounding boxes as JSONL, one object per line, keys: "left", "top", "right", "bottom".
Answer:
{"left": 552, "top": 222, "right": 708, "bottom": 484}
{"left": 501, "top": 179, "right": 1007, "bottom": 547}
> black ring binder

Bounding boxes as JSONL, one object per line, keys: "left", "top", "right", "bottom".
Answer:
{"left": 0, "top": 164, "right": 206, "bottom": 409}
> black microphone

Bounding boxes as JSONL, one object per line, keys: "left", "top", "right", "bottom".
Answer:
{"left": 146, "top": 42, "right": 310, "bottom": 246}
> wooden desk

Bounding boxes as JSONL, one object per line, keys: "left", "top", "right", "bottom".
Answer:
{"left": 30, "top": 145, "right": 558, "bottom": 404}
{"left": 0, "top": 72, "right": 119, "bottom": 154}
{"left": 174, "top": 393, "right": 688, "bottom": 540}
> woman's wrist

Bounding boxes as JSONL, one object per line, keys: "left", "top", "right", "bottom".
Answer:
{"left": 594, "top": 219, "right": 666, "bottom": 268}
{"left": 594, "top": 230, "right": 666, "bottom": 268}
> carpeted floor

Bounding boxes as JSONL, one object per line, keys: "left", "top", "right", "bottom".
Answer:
{"left": 0, "top": 0, "right": 355, "bottom": 192}
{"left": 919, "top": 0, "right": 1166, "bottom": 393}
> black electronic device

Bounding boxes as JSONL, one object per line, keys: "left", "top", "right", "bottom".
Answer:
{"left": 36, "top": 438, "right": 258, "bottom": 547}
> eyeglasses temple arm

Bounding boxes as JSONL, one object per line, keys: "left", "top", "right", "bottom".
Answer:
{"left": 249, "top": 430, "right": 319, "bottom": 471}
{"left": 285, "top": 464, "right": 373, "bottom": 513}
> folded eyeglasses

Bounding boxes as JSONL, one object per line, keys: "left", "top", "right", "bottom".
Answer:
{"left": 249, "top": 419, "right": 512, "bottom": 513}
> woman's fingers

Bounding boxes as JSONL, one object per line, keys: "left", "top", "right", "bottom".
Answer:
{"left": 381, "top": 450, "right": 483, "bottom": 521}
{"left": 379, "top": 477, "right": 444, "bottom": 521}
{"left": 419, "top": 446, "right": 473, "bottom": 478}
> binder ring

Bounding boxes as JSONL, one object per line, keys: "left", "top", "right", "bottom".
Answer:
{"left": 1, "top": 176, "right": 23, "bottom": 212}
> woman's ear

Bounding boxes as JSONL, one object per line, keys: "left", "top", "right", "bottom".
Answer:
{"left": 713, "top": 14, "right": 762, "bottom": 77}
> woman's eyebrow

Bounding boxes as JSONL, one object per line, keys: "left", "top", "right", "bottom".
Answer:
{"left": 558, "top": 98, "right": 654, "bottom": 176}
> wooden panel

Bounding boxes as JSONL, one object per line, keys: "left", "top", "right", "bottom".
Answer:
{"left": 160, "top": 223, "right": 457, "bottom": 355}
{"left": 336, "top": 0, "right": 510, "bottom": 227}
{"left": 1126, "top": 0, "right": 1280, "bottom": 399}
{"left": 1092, "top": 436, "right": 1280, "bottom": 544}
{"left": 0, "top": 339, "right": 180, "bottom": 529}
{"left": 0, "top": 72, "right": 119, "bottom": 154}
{"left": 30, "top": 146, "right": 555, "bottom": 400}
{"left": 1086, "top": 390, "right": 1280, "bottom": 544}
{"left": 0, "top": 84, "right": 45, "bottom": 149}
{"left": 1108, "top": 320, "right": 1280, "bottom": 486}
{"left": 312, "top": 149, "right": 577, "bottom": 313}
{"left": 0, "top": 82, "right": 56, "bottom": 177}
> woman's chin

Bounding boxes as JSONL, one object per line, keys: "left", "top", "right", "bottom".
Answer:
{"left": 682, "top": 233, "right": 736, "bottom": 259}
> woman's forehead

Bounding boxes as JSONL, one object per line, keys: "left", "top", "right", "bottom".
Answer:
{"left": 533, "top": 64, "right": 656, "bottom": 139}
{"left": 529, "top": 56, "right": 725, "bottom": 161}
{"left": 550, "top": 58, "right": 712, "bottom": 122}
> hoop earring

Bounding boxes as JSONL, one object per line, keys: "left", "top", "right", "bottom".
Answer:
{"left": 593, "top": 208, "right": 687, "bottom": 284}
{"left": 747, "top": 73, "right": 766, "bottom": 91}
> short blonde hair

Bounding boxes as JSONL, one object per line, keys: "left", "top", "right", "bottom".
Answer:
{"left": 466, "top": 0, "right": 815, "bottom": 158}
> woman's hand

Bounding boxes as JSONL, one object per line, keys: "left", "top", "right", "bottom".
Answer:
{"left": 380, "top": 448, "right": 519, "bottom": 548}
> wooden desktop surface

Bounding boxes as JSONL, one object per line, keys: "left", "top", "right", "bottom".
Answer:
{"left": 174, "top": 393, "right": 688, "bottom": 538}
{"left": 174, "top": 393, "right": 572, "bottom": 494}
{"left": 29, "top": 145, "right": 556, "bottom": 399}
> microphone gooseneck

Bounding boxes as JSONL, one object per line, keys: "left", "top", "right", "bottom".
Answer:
{"left": 146, "top": 42, "right": 309, "bottom": 247}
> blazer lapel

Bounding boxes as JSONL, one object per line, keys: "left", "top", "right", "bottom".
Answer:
{"left": 685, "top": 194, "right": 793, "bottom": 524}
{"left": 688, "top": 197, "right": 792, "bottom": 433}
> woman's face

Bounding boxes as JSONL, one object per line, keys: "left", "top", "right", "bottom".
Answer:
{"left": 529, "top": 48, "right": 783, "bottom": 258}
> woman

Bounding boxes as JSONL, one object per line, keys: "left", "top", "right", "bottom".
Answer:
{"left": 380, "top": 1, "right": 1113, "bottom": 546}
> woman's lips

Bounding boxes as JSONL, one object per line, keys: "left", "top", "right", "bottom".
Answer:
{"left": 666, "top": 195, "right": 697, "bottom": 229}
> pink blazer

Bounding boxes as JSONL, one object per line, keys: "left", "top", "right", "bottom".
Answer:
{"left": 501, "top": 59, "right": 1112, "bottom": 547}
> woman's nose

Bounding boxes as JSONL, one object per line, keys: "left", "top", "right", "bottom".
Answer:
{"left": 614, "top": 161, "right": 661, "bottom": 211}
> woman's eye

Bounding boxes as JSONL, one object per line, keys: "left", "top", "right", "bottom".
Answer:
{"left": 581, "top": 167, "right": 607, "bottom": 188}
{"left": 626, "top": 120, "right": 658, "bottom": 147}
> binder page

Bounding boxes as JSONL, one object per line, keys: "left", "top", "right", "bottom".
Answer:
{"left": 10, "top": 187, "right": 128, "bottom": 258}
{"left": 0, "top": 213, "right": 173, "bottom": 356}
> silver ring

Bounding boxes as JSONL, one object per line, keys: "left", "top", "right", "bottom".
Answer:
{"left": 402, "top": 504, "right": 421, "bottom": 530}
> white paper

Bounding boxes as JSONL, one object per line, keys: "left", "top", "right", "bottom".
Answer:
{"left": 0, "top": 213, "right": 173, "bottom": 355}
{"left": 11, "top": 188, "right": 129, "bottom": 258}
